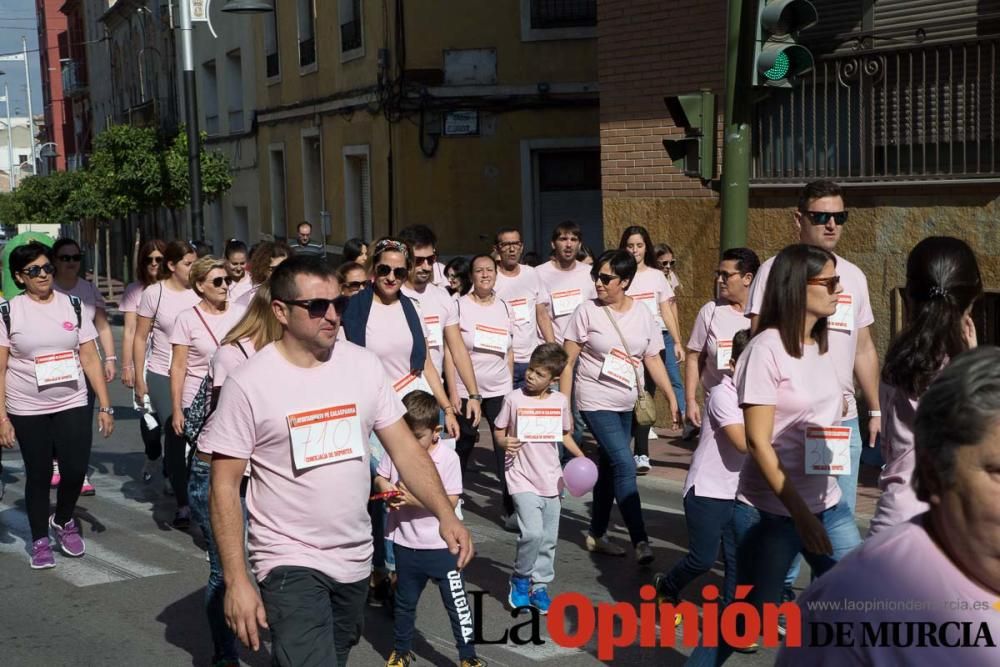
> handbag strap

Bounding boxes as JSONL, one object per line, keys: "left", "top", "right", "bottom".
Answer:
{"left": 192, "top": 306, "right": 221, "bottom": 348}
{"left": 601, "top": 305, "right": 644, "bottom": 396}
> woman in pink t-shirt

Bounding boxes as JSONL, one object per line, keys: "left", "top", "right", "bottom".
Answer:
{"left": 0, "top": 242, "right": 115, "bottom": 569}
{"left": 224, "top": 239, "right": 253, "bottom": 303}
{"left": 684, "top": 247, "right": 760, "bottom": 426}
{"left": 870, "top": 237, "right": 981, "bottom": 537}
{"left": 561, "top": 249, "right": 681, "bottom": 566}
{"left": 133, "top": 241, "right": 200, "bottom": 518}
{"left": 234, "top": 241, "right": 290, "bottom": 308}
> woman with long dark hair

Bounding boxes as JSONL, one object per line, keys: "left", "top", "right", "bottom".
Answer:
{"left": 224, "top": 239, "right": 253, "bottom": 302}
{"left": 234, "top": 241, "right": 290, "bottom": 307}
{"left": 444, "top": 256, "right": 472, "bottom": 298}
{"left": 869, "top": 237, "right": 981, "bottom": 536}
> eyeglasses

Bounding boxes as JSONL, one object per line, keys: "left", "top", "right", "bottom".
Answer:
{"left": 658, "top": 260, "right": 676, "bottom": 269}
{"left": 807, "top": 275, "right": 841, "bottom": 294}
{"left": 211, "top": 276, "right": 234, "bottom": 288}
{"left": 593, "top": 273, "right": 620, "bottom": 286}
{"left": 497, "top": 241, "right": 523, "bottom": 250}
{"left": 804, "top": 210, "right": 848, "bottom": 226}
{"left": 22, "top": 263, "right": 56, "bottom": 278}
{"left": 281, "top": 296, "right": 349, "bottom": 318}
{"left": 144, "top": 256, "right": 164, "bottom": 265}
{"left": 342, "top": 281, "right": 367, "bottom": 291}
{"left": 715, "top": 270, "right": 741, "bottom": 281}
{"left": 413, "top": 254, "right": 437, "bottom": 267}
{"left": 57, "top": 254, "right": 83, "bottom": 263}
{"left": 375, "top": 264, "right": 409, "bottom": 280}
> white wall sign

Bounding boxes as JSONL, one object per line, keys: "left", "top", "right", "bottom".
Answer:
{"left": 444, "top": 110, "right": 479, "bottom": 136}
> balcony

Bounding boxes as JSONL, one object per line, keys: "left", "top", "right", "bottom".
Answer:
{"left": 61, "top": 59, "right": 88, "bottom": 97}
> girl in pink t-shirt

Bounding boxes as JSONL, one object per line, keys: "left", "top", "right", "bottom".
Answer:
{"left": 0, "top": 242, "right": 115, "bottom": 569}
{"left": 870, "top": 237, "right": 981, "bottom": 537}
{"left": 561, "top": 250, "right": 681, "bottom": 566}
{"left": 224, "top": 239, "right": 253, "bottom": 303}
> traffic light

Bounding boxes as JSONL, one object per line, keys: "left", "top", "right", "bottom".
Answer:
{"left": 663, "top": 90, "right": 716, "bottom": 181}
{"left": 753, "top": 0, "right": 818, "bottom": 88}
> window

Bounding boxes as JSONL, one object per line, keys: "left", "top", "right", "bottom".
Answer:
{"left": 264, "top": 5, "right": 280, "bottom": 79}
{"left": 269, "top": 147, "right": 287, "bottom": 239}
{"left": 201, "top": 60, "right": 219, "bottom": 135}
{"left": 343, "top": 145, "right": 372, "bottom": 241}
{"left": 297, "top": 0, "right": 316, "bottom": 69}
{"left": 530, "top": 0, "right": 596, "bottom": 29}
{"left": 339, "top": 0, "right": 363, "bottom": 58}
{"left": 226, "top": 50, "right": 244, "bottom": 133}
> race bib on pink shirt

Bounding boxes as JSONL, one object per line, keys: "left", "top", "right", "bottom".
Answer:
{"left": 551, "top": 289, "right": 582, "bottom": 317}
{"left": 516, "top": 407, "right": 563, "bottom": 443}
{"left": 805, "top": 425, "right": 852, "bottom": 476}
{"left": 287, "top": 404, "right": 366, "bottom": 471}
{"left": 716, "top": 339, "right": 733, "bottom": 370}
{"left": 393, "top": 372, "right": 432, "bottom": 399}
{"left": 474, "top": 324, "right": 508, "bottom": 354}
{"left": 828, "top": 294, "right": 854, "bottom": 332}
{"left": 601, "top": 348, "right": 639, "bottom": 389}
{"left": 508, "top": 298, "right": 532, "bottom": 325}
{"left": 34, "top": 351, "right": 78, "bottom": 387}
{"left": 424, "top": 315, "right": 443, "bottom": 349}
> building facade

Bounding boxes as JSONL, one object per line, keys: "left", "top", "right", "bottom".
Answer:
{"left": 253, "top": 0, "right": 600, "bottom": 255}
{"left": 0, "top": 117, "right": 39, "bottom": 190}
{"left": 36, "top": 0, "right": 71, "bottom": 172}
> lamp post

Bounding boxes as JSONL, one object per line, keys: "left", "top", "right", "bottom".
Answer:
{"left": 178, "top": 0, "right": 273, "bottom": 243}
{"left": 0, "top": 72, "right": 14, "bottom": 190}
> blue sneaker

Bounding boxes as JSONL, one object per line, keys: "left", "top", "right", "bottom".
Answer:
{"left": 508, "top": 575, "right": 531, "bottom": 611}
{"left": 529, "top": 587, "right": 552, "bottom": 615}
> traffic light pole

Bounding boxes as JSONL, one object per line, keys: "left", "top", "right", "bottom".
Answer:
{"left": 720, "top": 0, "right": 755, "bottom": 251}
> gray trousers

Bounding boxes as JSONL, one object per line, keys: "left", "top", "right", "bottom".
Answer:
{"left": 512, "top": 492, "right": 561, "bottom": 586}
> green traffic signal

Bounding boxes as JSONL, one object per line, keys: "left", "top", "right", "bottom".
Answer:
{"left": 764, "top": 51, "right": 790, "bottom": 80}
{"left": 753, "top": 0, "right": 818, "bottom": 88}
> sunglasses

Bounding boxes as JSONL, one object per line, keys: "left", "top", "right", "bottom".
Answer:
{"left": 57, "top": 254, "right": 83, "bottom": 263}
{"left": 715, "top": 270, "right": 741, "bottom": 281}
{"left": 211, "top": 276, "right": 234, "bottom": 288}
{"left": 144, "top": 256, "right": 164, "bottom": 265}
{"left": 375, "top": 264, "right": 409, "bottom": 280}
{"left": 22, "top": 263, "right": 55, "bottom": 278}
{"left": 807, "top": 275, "right": 841, "bottom": 294}
{"left": 593, "top": 273, "right": 620, "bottom": 286}
{"left": 497, "top": 241, "right": 523, "bottom": 250}
{"left": 804, "top": 210, "right": 849, "bottom": 226}
{"left": 281, "top": 296, "right": 349, "bottom": 318}
{"left": 342, "top": 281, "right": 367, "bottom": 291}
{"left": 414, "top": 254, "right": 437, "bottom": 267}
{"left": 658, "top": 260, "right": 676, "bottom": 269}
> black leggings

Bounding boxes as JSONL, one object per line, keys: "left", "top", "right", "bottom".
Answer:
{"left": 454, "top": 396, "right": 512, "bottom": 516}
{"left": 140, "top": 419, "right": 162, "bottom": 462}
{"left": 11, "top": 405, "right": 93, "bottom": 541}
{"left": 147, "top": 371, "right": 189, "bottom": 507}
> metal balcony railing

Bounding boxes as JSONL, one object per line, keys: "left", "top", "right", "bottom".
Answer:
{"left": 752, "top": 38, "right": 1000, "bottom": 184}
{"left": 61, "top": 59, "right": 88, "bottom": 96}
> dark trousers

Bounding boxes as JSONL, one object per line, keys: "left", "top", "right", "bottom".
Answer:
{"left": 148, "top": 371, "right": 189, "bottom": 507}
{"left": 393, "top": 545, "right": 477, "bottom": 660}
{"left": 140, "top": 418, "right": 162, "bottom": 462}
{"left": 454, "top": 395, "right": 513, "bottom": 516}
{"left": 258, "top": 566, "right": 368, "bottom": 667}
{"left": 10, "top": 405, "right": 92, "bottom": 541}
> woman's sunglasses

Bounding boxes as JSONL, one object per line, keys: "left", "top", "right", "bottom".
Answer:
{"left": 144, "top": 256, "right": 164, "bottom": 265}
{"left": 342, "top": 281, "right": 367, "bottom": 291}
{"left": 210, "top": 276, "right": 234, "bottom": 288}
{"left": 593, "top": 273, "right": 621, "bottom": 286}
{"left": 807, "top": 275, "right": 841, "bottom": 294}
{"left": 375, "top": 264, "right": 409, "bottom": 281}
{"left": 657, "top": 259, "right": 676, "bottom": 269}
{"left": 22, "top": 263, "right": 55, "bottom": 278}
{"left": 57, "top": 254, "right": 83, "bottom": 263}
{"left": 281, "top": 296, "right": 350, "bottom": 318}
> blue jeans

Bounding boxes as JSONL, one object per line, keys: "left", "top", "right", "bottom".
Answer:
{"left": 580, "top": 410, "right": 648, "bottom": 546}
{"left": 662, "top": 330, "right": 686, "bottom": 416}
{"left": 512, "top": 362, "right": 529, "bottom": 391}
{"left": 687, "top": 500, "right": 861, "bottom": 666}
{"left": 836, "top": 416, "right": 864, "bottom": 517}
{"left": 369, "top": 433, "right": 395, "bottom": 572}
{"left": 188, "top": 457, "right": 238, "bottom": 663}
{"left": 657, "top": 490, "right": 737, "bottom": 605}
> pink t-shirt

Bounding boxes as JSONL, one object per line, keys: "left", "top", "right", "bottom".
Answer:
{"left": 169, "top": 304, "right": 246, "bottom": 407}
{"left": 687, "top": 299, "right": 752, "bottom": 394}
{"left": 868, "top": 382, "right": 928, "bottom": 536}
{"left": 137, "top": 283, "right": 201, "bottom": 376}
{"left": 684, "top": 374, "right": 746, "bottom": 500}
{"left": 234, "top": 283, "right": 262, "bottom": 309}
{"left": 200, "top": 341, "right": 406, "bottom": 583}
{"left": 535, "top": 260, "right": 597, "bottom": 345}
{"left": 119, "top": 282, "right": 144, "bottom": 314}
{"left": 365, "top": 298, "right": 429, "bottom": 390}
{"left": 0, "top": 292, "right": 99, "bottom": 416}
{"left": 735, "top": 329, "right": 844, "bottom": 516}
{"left": 565, "top": 298, "right": 664, "bottom": 413}
{"left": 432, "top": 261, "right": 448, "bottom": 287}
{"left": 494, "top": 264, "right": 543, "bottom": 363}
{"left": 494, "top": 388, "right": 572, "bottom": 497}
{"left": 455, "top": 294, "right": 513, "bottom": 399}
{"left": 401, "top": 284, "right": 458, "bottom": 376}
{"left": 211, "top": 339, "right": 256, "bottom": 390}
{"left": 377, "top": 445, "right": 462, "bottom": 550}
{"left": 777, "top": 517, "right": 1000, "bottom": 667}
{"left": 746, "top": 254, "right": 874, "bottom": 420}
{"left": 626, "top": 266, "right": 675, "bottom": 331}
{"left": 54, "top": 277, "right": 105, "bottom": 324}
{"left": 229, "top": 274, "right": 254, "bottom": 303}
{"left": 668, "top": 272, "right": 680, "bottom": 291}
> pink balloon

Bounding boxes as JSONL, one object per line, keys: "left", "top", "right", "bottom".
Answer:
{"left": 563, "top": 457, "right": 598, "bottom": 497}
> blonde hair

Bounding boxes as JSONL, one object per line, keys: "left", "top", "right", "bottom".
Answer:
{"left": 221, "top": 282, "right": 283, "bottom": 350}
{"left": 190, "top": 256, "right": 227, "bottom": 297}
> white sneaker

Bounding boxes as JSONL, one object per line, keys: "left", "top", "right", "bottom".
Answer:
{"left": 648, "top": 427, "right": 659, "bottom": 440}
{"left": 634, "top": 454, "right": 651, "bottom": 475}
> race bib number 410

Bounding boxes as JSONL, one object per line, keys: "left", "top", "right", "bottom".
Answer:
{"left": 287, "top": 404, "right": 366, "bottom": 471}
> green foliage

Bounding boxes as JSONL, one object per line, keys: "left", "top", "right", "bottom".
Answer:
{"left": 87, "top": 124, "right": 164, "bottom": 219}
{"left": 164, "top": 127, "right": 234, "bottom": 209}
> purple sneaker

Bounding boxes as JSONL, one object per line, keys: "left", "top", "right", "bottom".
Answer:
{"left": 49, "top": 515, "right": 86, "bottom": 557}
{"left": 30, "top": 538, "right": 55, "bottom": 569}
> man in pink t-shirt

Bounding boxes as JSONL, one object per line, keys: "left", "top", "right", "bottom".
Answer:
{"left": 204, "top": 256, "right": 473, "bottom": 666}
{"left": 534, "top": 222, "right": 598, "bottom": 346}
{"left": 745, "top": 180, "right": 880, "bottom": 518}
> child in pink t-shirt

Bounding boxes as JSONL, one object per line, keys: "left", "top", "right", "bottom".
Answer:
{"left": 374, "top": 391, "right": 479, "bottom": 666}
{"left": 494, "top": 343, "right": 586, "bottom": 615}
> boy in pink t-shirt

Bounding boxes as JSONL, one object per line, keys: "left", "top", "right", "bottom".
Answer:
{"left": 374, "top": 391, "right": 479, "bottom": 666}
{"left": 494, "top": 343, "right": 585, "bottom": 615}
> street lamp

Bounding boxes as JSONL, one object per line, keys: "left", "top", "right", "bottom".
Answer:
{"left": 178, "top": 0, "right": 273, "bottom": 243}
{"left": 0, "top": 71, "right": 13, "bottom": 190}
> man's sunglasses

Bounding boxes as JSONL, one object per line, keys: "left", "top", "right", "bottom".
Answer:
{"left": 414, "top": 255, "right": 437, "bottom": 267}
{"left": 57, "top": 254, "right": 83, "bottom": 263}
{"left": 22, "top": 263, "right": 55, "bottom": 278}
{"left": 211, "top": 276, "right": 234, "bottom": 288}
{"left": 807, "top": 275, "right": 841, "bottom": 294}
{"left": 144, "top": 256, "right": 164, "bottom": 265}
{"left": 281, "top": 295, "right": 350, "bottom": 318}
{"left": 593, "top": 272, "right": 621, "bottom": 286}
{"left": 375, "top": 264, "right": 409, "bottom": 280}
{"left": 803, "top": 210, "right": 848, "bottom": 226}
{"left": 715, "top": 270, "right": 742, "bottom": 281}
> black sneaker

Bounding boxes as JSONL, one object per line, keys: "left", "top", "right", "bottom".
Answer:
{"left": 172, "top": 506, "right": 191, "bottom": 530}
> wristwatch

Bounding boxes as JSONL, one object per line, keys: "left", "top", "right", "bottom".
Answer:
{"left": 468, "top": 394, "right": 483, "bottom": 402}
{"left": 98, "top": 407, "right": 115, "bottom": 416}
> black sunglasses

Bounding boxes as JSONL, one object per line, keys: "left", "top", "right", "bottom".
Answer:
{"left": 804, "top": 210, "right": 848, "bottom": 226}
{"left": 22, "top": 263, "right": 55, "bottom": 278}
{"left": 211, "top": 276, "right": 234, "bottom": 288}
{"left": 413, "top": 254, "right": 438, "bottom": 267}
{"left": 593, "top": 272, "right": 620, "bottom": 286}
{"left": 658, "top": 259, "right": 676, "bottom": 269}
{"left": 57, "top": 254, "right": 83, "bottom": 262}
{"left": 715, "top": 270, "right": 741, "bottom": 281}
{"left": 281, "top": 296, "right": 350, "bottom": 318}
{"left": 343, "top": 281, "right": 367, "bottom": 290}
{"left": 375, "top": 264, "right": 409, "bottom": 280}
{"left": 144, "top": 256, "right": 164, "bottom": 265}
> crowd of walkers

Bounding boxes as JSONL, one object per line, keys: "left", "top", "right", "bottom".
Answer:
{"left": 1, "top": 177, "right": 997, "bottom": 666}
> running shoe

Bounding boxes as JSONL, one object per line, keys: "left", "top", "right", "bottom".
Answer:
{"left": 30, "top": 538, "right": 56, "bottom": 569}
{"left": 49, "top": 515, "right": 86, "bottom": 557}
{"left": 460, "top": 658, "right": 488, "bottom": 667}
{"left": 384, "top": 650, "right": 415, "bottom": 666}
{"left": 142, "top": 459, "right": 158, "bottom": 483}
{"left": 172, "top": 506, "right": 192, "bottom": 530}
{"left": 529, "top": 587, "right": 552, "bottom": 615}
{"left": 635, "top": 540, "right": 655, "bottom": 565}
{"left": 502, "top": 513, "right": 518, "bottom": 532}
{"left": 508, "top": 575, "right": 531, "bottom": 611}
{"left": 585, "top": 534, "right": 626, "bottom": 557}
{"left": 648, "top": 427, "right": 659, "bottom": 440}
{"left": 80, "top": 475, "right": 96, "bottom": 496}
{"left": 50, "top": 460, "right": 60, "bottom": 488}
{"left": 634, "top": 454, "right": 651, "bottom": 475}
{"left": 652, "top": 573, "right": 684, "bottom": 627}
